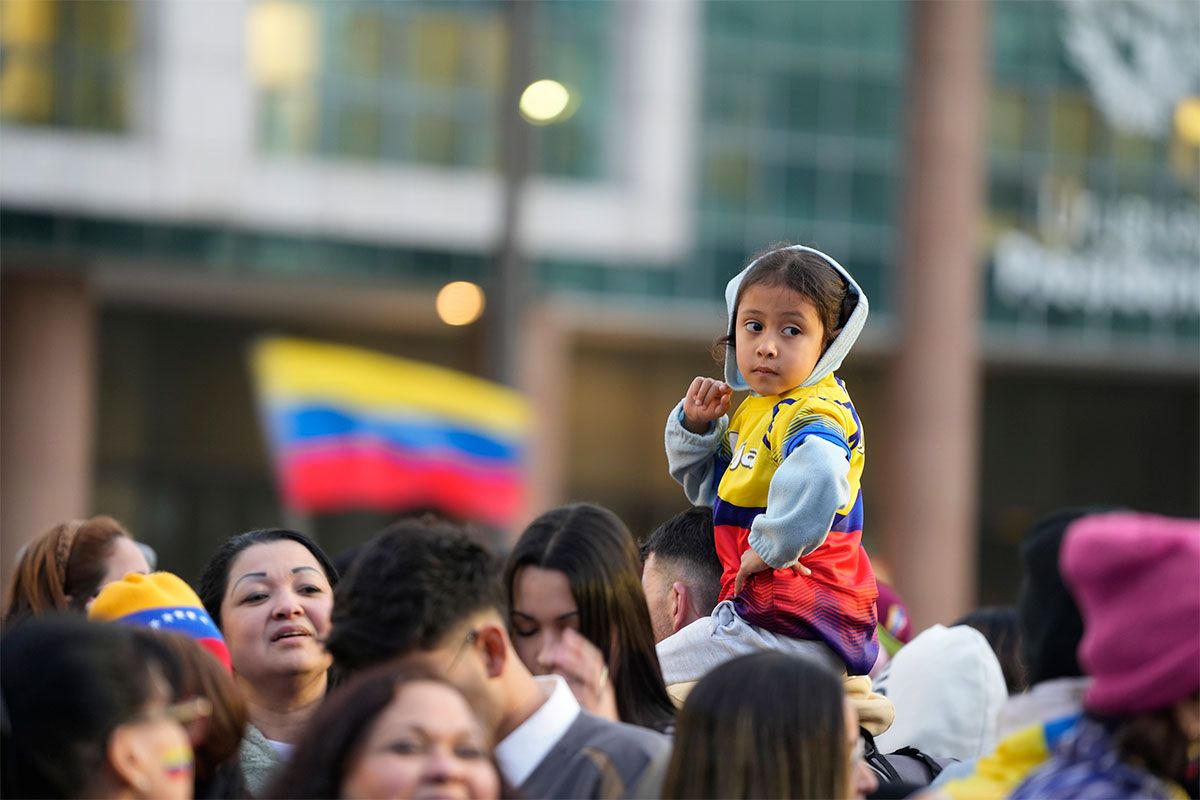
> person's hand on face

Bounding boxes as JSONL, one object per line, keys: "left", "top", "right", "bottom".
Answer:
{"left": 540, "top": 628, "right": 618, "bottom": 722}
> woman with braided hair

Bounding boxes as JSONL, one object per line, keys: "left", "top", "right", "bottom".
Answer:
{"left": 3, "top": 515, "right": 150, "bottom": 627}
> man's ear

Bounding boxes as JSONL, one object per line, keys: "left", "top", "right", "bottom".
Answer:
{"left": 670, "top": 582, "right": 692, "bottom": 634}
{"left": 476, "top": 622, "right": 509, "bottom": 679}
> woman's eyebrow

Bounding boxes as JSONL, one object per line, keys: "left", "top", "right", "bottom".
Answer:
{"left": 231, "top": 571, "right": 267, "bottom": 592}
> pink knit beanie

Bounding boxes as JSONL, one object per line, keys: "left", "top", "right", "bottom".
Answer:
{"left": 1061, "top": 512, "right": 1200, "bottom": 716}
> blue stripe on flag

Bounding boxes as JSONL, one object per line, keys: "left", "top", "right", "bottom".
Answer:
{"left": 272, "top": 406, "right": 520, "bottom": 463}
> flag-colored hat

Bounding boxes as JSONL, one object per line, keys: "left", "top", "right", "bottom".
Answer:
{"left": 89, "top": 571, "right": 232, "bottom": 673}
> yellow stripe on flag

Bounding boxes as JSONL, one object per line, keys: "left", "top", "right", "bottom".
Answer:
{"left": 251, "top": 337, "right": 530, "bottom": 437}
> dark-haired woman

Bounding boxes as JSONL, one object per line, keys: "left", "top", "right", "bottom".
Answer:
{"left": 2, "top": 615, "right": 209, "bottom": 799}
{"left": 147, "top": 630, "right": 251, "bottom": 799}
{"left": 198, "top": 528, "right": 338, "bottom": 796}
{"left": 505, "top": 502, "right": 676, "bottom": 733}
{"left": 663, "top": 651, "right": 877, "bottom": 799}
{"left": 3, "top": 515, "right": 150, "bottom": 626}
{"left": 265, "top": 663, "right": 502, "bottom": 800}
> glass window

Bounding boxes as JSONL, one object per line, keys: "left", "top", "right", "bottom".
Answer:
{"left": 783, "top": 164, "right": 817, "bottom": 220}
{"left": 854, "top": 79, "right": 900, "bottom": 140}
{"left": 1048, "top": 91, "right": 1093, "bottom": 159}
{"left": 779, "top": 75, "right": 821, "bottom": 133}
{"left": 697, "top": 0, "right": 909, "bottom": 315}
{"left": 702, "top": 149, "right": 752, "bottom": 213}
{"left": 989, "top": 87, "right": 1026, "bottom": 154}
{"left": 851, "top": 170, "right": 893, "bottom": 225}
{"left": 250, "top": 0, "right": 612, "bottom": 179}
{"left": 0, "top": 0, "right": 134, "bottom": 130}
{"left": 992, "top": 0, "right": 1032, "bottom": 70}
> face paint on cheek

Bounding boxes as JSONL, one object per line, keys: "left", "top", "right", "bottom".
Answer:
{"left": 161, "top": 744, "right": 194, "bottom": 780}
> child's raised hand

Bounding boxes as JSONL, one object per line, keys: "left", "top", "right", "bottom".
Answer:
{"left": 682, "top": 376, "right": 733, "bottom": 433}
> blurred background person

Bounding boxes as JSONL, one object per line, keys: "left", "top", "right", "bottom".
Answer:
{"left": 151, "top": 631, "right": 250, "bottom": 800}
{"left": 505, "top": 502, "right": 676, "bottom": 733}
{"left": 640, "top": 505, "right": 722, "bottom": 644}
{"left": 930, "top": 507, "right": 1114, "bottom": 796}
{"left": 1, "top": 614, "right": 207, "bottom": 800}
{"left": 870, "top": 580, "right": 915, "bottom": 681}
{"left": 663, "top": 651, "right": 877, "bottom": 800}
{"left": 265, "top": 663, "right": 501, "bottom": 800}
{"left": 952, "top": 606, "right": 1026, "bottom": 695}
{"left": 90, "top": 571, "right": 248, "bottom": 798}
{"left": 873, "top": 624, "right": 1007, "bottom": 764}
{"left": 3, "top": 515, "right": 149, "bottom": 627}
{"left": 197, "top": 528, "right": 338, "bottom": 796}
{"left": 1010, "top": 512, "right": 1200, "bottom": 800}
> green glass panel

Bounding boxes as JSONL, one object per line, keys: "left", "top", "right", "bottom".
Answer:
{"left": 854, "top": 80, "right": 899, "bottom": 139}
{"left": 783, "top": 164, "right": 817, "bottom": 219}
{"left": 989, "top": 88, "right": 1026, "bottom": 153}
{"left": 851, "top": 171, "right": 893, "bottom": 225}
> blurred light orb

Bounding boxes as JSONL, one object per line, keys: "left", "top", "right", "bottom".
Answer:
{"left": 248, "top": 0, "right": 318, "bottom": 89}
{"left": 1175, "top": 97, "right": 1200, "bottom": 147}
{"left": 436, "top": 281, "right": 485, "bottom": 326}
{"left": 520, "top": 79, "right": 573, "bottom": 125}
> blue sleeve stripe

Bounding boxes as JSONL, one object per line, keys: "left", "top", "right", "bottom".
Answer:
{"left": 712, "top": 454, "right": 730, "bottom": 493}
{"left": 783, "top": 427, "right": 851, "bottom": 460}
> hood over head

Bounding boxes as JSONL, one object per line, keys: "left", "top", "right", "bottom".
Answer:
{"left": 723, "top": 244, "right": 869, "bottom": 391}
{"left": 873, "top": 624, "right": 1008, "bottom": 762}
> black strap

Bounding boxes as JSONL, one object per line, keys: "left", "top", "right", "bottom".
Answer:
{"left": 862, "top": 731, "right": 902, "bottom": 783}
{"left": 890, "top": 746, "right": 945, "bottom": 780}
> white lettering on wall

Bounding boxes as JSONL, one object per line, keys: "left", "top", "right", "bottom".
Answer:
{"left": 994, "top": 179, "right": 1200, "bottom": 318}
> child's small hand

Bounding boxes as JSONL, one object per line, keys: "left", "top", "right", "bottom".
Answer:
{"left": 733, "top": 548, "right": 812, "bottom": 595}
{"left": 682, "top": 376, "right": 733, "bottom": 433}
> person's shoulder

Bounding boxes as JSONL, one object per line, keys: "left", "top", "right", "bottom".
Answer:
{"left": 570, "top": 711, "right": 671, "bottom": 756}
{"left": 524, "top": 713, "right": 671, "bottom": 800}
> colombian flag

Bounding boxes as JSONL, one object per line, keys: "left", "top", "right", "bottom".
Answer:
{"left": 251, "top": 337, "right": 530, "bottom": 527}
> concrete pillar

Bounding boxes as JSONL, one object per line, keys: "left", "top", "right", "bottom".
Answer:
{"left": 0, "top": 274, "right": 96, "bottom": 579}
{"left": 877, "top": 0, "right": 989, "bottom": 629}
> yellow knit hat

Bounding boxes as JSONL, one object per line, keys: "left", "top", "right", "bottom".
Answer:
{"left": 89, "top": 571, "right": 231, "bottom": 672}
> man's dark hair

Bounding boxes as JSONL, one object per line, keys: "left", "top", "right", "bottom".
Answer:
{"left": 326, "top": 518, "right": 504, "bottom": 676}
{"left": 641, "top": 507, "right": 722, "bottom": 614}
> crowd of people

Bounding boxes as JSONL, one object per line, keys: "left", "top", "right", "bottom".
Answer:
{"left": 2, "top": 504, "right": 1196, "bottom": 799}
{"left": 3, "top": 244, "right": 1197, "bottom": 799}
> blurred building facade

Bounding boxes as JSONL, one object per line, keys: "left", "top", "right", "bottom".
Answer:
{"left": 2, "top": 0, "right": 1197, "bottom": 618}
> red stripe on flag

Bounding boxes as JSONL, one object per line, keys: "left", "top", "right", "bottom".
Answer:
{"left": 280, "top": 448, "right": 523, "bottom": 527}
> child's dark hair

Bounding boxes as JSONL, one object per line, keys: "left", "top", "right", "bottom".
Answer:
{"left": 718, "top": 242, "right": 853, "bottom": 355}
